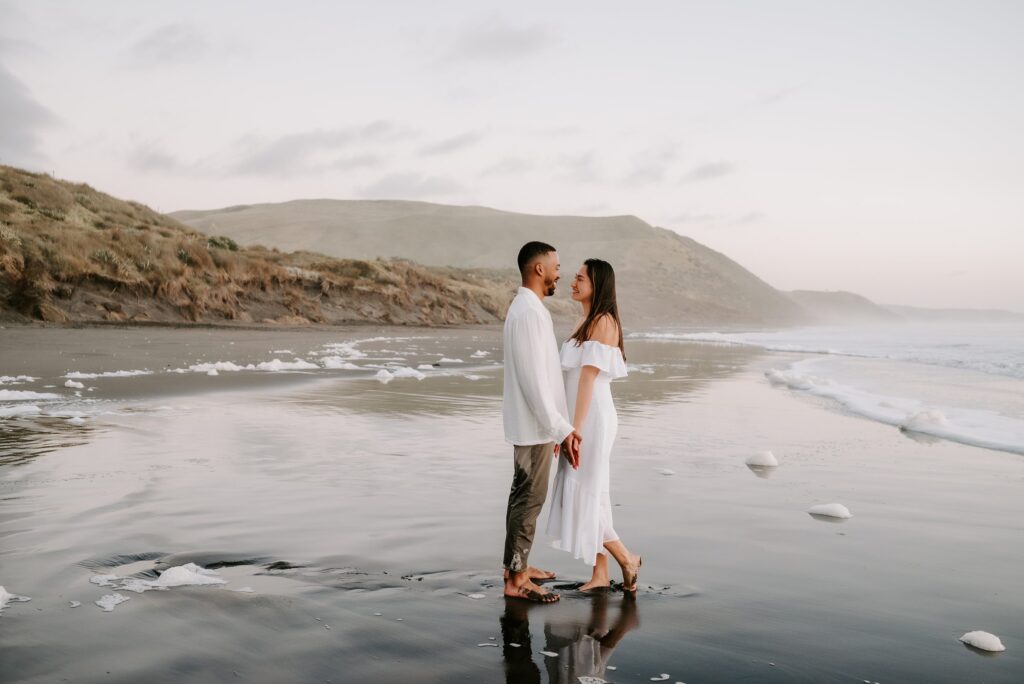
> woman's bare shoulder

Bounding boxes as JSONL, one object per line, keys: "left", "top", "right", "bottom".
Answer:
{"left": 590, "top": 314, "right": 620, "bottom": 345}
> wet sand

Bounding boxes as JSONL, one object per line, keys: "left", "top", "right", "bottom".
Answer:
{"left": 1, "top": 326, "right": 1022, "bottom": 683}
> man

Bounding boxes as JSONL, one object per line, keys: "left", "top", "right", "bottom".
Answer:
{"left": 502, "top": 241, "right": 582, "bottom": 603}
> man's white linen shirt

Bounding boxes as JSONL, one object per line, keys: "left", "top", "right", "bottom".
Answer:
{"left": 502, "top": 287, "right": 574, "bottom": 446}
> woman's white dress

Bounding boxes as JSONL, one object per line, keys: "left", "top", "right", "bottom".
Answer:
{"left": 546, "top": 340, "right": 628, "bottom": 567}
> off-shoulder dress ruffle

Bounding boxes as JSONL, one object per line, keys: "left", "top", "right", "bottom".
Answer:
{"left": 559, "top": 340, "right": 628, "bottom": 380}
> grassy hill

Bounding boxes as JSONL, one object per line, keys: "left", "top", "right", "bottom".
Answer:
{"left": 173, "top": 200, "right": 809, "bottom": 326}
{"left": 0, "top": 166, "right": 527, "bottom": 326}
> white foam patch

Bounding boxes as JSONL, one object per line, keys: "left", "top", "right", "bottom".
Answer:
{"left": 89, "top": 573, "right": 121, "bottom": 587}
{"left": 765, "top": 360, "right": 1024, "bottom": 456}
{"left": 745, "top": 450, "right": 778, "bottom": 467}
{"left": 466, "top": 593, "right": 485, "bottom": 599}
{"left": 0, "top": 389, "right": 61, "bottom": 401}
{"left": 0, "top": 404, "right": 42, "bottom": 418}
{"left": 65, "top": 370, "right": 152, "bottom": 379}
{"left": 627, "top": 363, "right": 656, "bottom": 375}
{"left": 64, "top": 380, "right": 85, "bottom": 389}
{"left": 69, "top": 600, "right": 81, "bottom": 608}
{"left": 321, "top": 356, "right": 361, "bottom": 370}
{"left": 656, "top": 468, "right": 676, "bottom": 476}
{"left": 231, "top": 587, "right": 255, "bottom": 593}
{"left": 95, "top": 593, "right": 130, "bottom": 612}
{"left": 439, "top": 357, "right": 464, "bottom": 363}
{"left": 271, "top": 350, "right": 294, "bottom": 355}
{"left": 0, "top": 375, "right": 36, "bottom": 384}
{"left": 959, "top": 630, "right": 1005, "bottom": 652}
{"left": 541, "top": 650, "right": 558, "bottom": 657}
{"left": 92, "top": 563, "right": 227, "bottom": 596}
{"left": 0, "top": 586, "right": 32, "bottom": 614}
{"left": 207, "top": 369, "right": 219, "bottom": 376}
{"left": 417, "top": 364, "right": 436, "bottom": 370}
{"left": 253, "top": 359, "right": 318, "bottom": 372}
{"left": 650, "top": 676, "right": 670, "bottom": 682}
{"left": 471, "top": 350, "right": 490, "bottom": 358}
{"left": 375, "top": 369, "right": 394, "bottom": 384}
{"left": 808, "top": 503, "right": 852, "bottom": 519}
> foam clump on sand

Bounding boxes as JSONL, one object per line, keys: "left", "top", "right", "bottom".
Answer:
{"left": 375, "top": 369, "right": 394, "bottom": 384}
{"left": 439, "top": 357, "right": 464, "bottom": 363}
{"left": 392, "top": 367, "right": 426, "bottom": 380}
{"left": 122, "top": 563, "right": 227, "bottom": 593}
{"left": 471, "top": 350, "right": 490, "bottom": 358}
{"left": 901, "top": 410, "right": 948, "bottom": 430}
{"left": 765, "top": 368, "right": 824, "bottom": 390}
{"left": 960, "top": 630, "right": 1005, "bottom": 652}
{"left": 64, "top": 380, "right": 85, "bottom": 389}
{"left": 65, "top": 370, "right": 152, "bottom": 379}
{"left": 0, "top": 586, "right": 32, "bottom": 614}
{"left": 745, "top": 450, "right": 778, "bottom": 467}
{"left": 0, "top": 404, "right": 42, "bottom": 418}
{"left": 807, "top": 503, "right": 852, "bottom": 519}
{"left": 321, "top": 356, "right": 361, "bottom": 370}
{"left": 0, "top": 375, "right": 37, "bottom": 384}
{"left": 254, "top": 358, "right": 318, "bottom": 372}
{"left": 0, "top": 389, "right": 62, "bottom": 401}
{"left": 95, "top": 593, "right": 130, "bottom": 612}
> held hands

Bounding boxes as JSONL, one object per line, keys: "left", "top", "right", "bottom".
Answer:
{"left": 561, "top": 429, "right": 583, "bottom": 470}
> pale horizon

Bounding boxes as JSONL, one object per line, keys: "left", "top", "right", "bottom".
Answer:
{"left": 2, "top": 0, "right": 1021, "bottom": 311}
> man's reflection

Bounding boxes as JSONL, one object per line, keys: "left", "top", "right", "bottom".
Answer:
{"left": 501, "top": 593, "right": 639, "bottom": 684}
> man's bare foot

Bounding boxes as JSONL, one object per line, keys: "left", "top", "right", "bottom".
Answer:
{"left": 504, "top": 577, "right": 559, "bottom": 603}
{"left": 504, "top": 566, "right": 556, "bottom": 582}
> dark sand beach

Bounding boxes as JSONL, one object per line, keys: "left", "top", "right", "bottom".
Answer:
{"left": 1, "top": 325, "right": 1021, "bottom": 683}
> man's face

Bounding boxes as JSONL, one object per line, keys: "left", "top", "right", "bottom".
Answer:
{"left": 541, "top": 251, "right": 561, "bottom": 296}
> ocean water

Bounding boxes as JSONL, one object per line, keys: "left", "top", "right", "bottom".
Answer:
{"left": 1, "top": 326, "right": 1022, "bottom": 683}
{"left": 633, "top": 323, "right": 1024, "bottom": 456}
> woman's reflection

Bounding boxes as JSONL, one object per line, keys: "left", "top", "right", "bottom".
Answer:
{"left": 501, "top": 593, "right": 640, "bottom": 684}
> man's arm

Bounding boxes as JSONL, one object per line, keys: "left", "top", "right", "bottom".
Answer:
{"left": 509, "top": 311, "right": 575, "bottom": 445}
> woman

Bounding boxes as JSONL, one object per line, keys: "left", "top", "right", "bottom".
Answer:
{"left": 546, "top": 258, "right": 642, "bottom": 592}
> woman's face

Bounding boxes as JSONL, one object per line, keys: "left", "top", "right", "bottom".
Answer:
{"left": 571, "top": 264, "right": 593, "bottom": 303}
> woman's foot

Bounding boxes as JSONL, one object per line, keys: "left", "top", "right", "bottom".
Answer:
{"left": 620, "top": 553, "right": 642, "bottom": 593}
{"left": 578, "top": 578, "right": 611, "bottom": 592}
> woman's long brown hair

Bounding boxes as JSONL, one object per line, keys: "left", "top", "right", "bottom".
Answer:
{"left": 569, "top": 258, "right": 625, "bottom": 359}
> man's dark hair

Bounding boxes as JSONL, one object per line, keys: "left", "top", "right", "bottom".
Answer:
{"left": 517, "top": 241, "right": 556, "bottom": 275}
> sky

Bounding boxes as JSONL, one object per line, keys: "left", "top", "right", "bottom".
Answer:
{"left": 1, "top": 0, "right": 1022, "bottom": 310}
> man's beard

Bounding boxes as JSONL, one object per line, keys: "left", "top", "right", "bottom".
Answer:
{"left": 544, "top": 278, "right": 557, "bottom": 296}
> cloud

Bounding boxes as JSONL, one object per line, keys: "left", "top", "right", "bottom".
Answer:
{"left": 680, "top": 161, "right": 735, "bottom": 183}
{"left": 560, "top": 151, "right": 602, "bottom": 184}
{"left": 358, "top": 172, "right": 462, "bottom": 200}
{"left": 671, "top": 210, "right": 765, "bottom": 227}
{"left": 481, "top": 156, "right": 534, "bottom": 177}
{"left": 750, "top": 84, "right": 804, "bottom": 108}
{"left": 0, "top": 61, "right": 58, "bottom": 167}
{"left": 331, "top": 154, "right": 382, "bottom": 171}
{"left": 122, "top": 22, "right": 212, "bottom": 67}
{"left": 418, "top": 132, "right": 481, "bottom": 157}
{"left": 623, "top": 145, "right": 679, "bottom": 185}
{"left": 444, "top": 15, "right": 553, "bottom": 63}
{"left": 228, "top": 121, "right": 409, "bottom": 176}
{"left": 128, "top": 144, "right": 185, "bottom": 173}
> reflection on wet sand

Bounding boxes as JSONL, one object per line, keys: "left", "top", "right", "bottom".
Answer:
{"left": 501, "top": 594, "right": 640, "bottom": 684}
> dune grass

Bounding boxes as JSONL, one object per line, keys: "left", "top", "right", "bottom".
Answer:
{"left": 0, "top": 165, "right": 517, "bottom": 326}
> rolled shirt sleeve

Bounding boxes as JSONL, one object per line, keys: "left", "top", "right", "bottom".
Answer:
{"left": 509, "top": 310, "right": 575, "bottom": 444}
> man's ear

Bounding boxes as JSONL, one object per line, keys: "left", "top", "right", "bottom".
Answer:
{"left": 532, "top": 260, "right": 545, "bottom": 278}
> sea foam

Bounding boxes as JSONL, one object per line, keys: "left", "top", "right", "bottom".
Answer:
{"left": 959, "top": 630, "right": 1005, "bottom": 652}
{"left": 807, "top": 503, "right": 852, "bottom": 519}
{"left": 765, "top": 360, "right": 1024, "bottom": 456}
{"left": 0, "top": 389, "right": 61, "bottom": 401}
{"left": 0, "top": 586, "right": 32, "bottom": 614}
